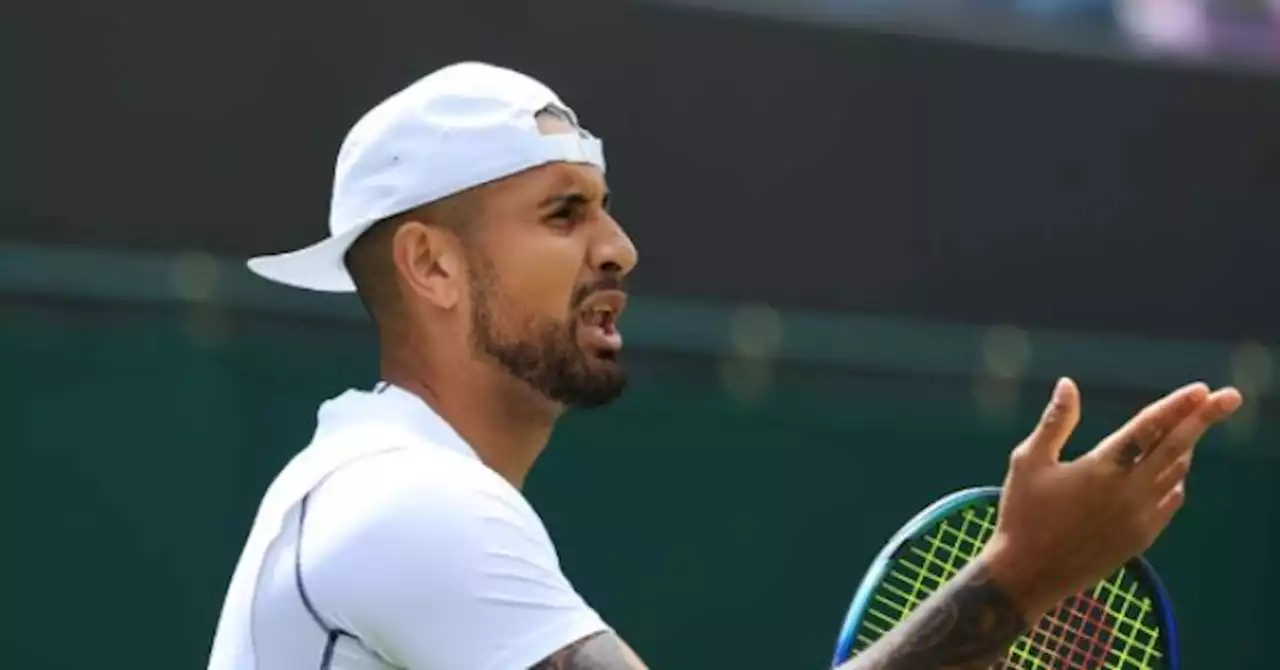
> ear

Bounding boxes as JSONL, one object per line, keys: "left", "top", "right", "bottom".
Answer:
{"left": 391, "top": 221, "right": 465, "bottom": 311}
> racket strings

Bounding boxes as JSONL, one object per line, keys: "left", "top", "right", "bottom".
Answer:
{"left": 855, "top": 502, "right": 1168, "bottom": 669}
{"left": 1008, "top": 594, "right": 1114, "bottom": 670}
{"left": 1090, "top": 571, "right": 1162, "bottom": 669}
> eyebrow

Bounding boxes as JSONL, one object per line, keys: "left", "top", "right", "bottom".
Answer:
{"left": 538, "top": 190, "right": 612, "bottom": 209}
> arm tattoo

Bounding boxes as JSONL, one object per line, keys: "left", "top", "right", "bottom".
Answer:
{"left": 836, "top": 561, "right": 1028, "bottom": 670}
{"left": 531, "top": 564, "right": 1019, "bottom": 670}
{"left": 531, "top": 631, "right": 648, "bottom": 670}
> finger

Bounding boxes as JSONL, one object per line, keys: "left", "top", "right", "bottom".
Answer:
{"left": 1150, "top": 450, "right": 1193, "bottom": 496}
{"left": 1146, "top": 389, "right": 1241, "bottom": 492}
{"left": 1019, "top": 377, "right": 1081, "bottom": 465}
{"left": 1091, "top": 382, "right": 1209, "bottom": 471}
{"left": 1149, "top": 481, "right": 1188, "bottom": 535}
{"left": 1139, "top": 387, "right": 1243, "bottom": 479}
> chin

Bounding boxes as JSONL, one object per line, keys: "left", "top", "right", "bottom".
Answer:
{"left": 567, "top": 389, "right": 626, "bottom": 409}
{"left": 562, "top": 369, "right": 628, "bottom": 409}
{"left": 590, "top": 349, "right": 620, "bottom": 364}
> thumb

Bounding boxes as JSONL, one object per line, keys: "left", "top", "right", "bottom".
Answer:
{"left": 1021, "top": 377, "right": 1081, "bottom": 464}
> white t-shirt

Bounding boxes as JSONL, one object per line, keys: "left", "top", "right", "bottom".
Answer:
{"left": 206, "top": 384, "right": 608, "bottom": 670}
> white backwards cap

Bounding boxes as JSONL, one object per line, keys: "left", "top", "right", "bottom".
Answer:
{"left": 246, "top": 62, "right": 606, "bottom": 292}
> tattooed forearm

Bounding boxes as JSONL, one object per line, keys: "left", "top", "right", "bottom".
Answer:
{"left": 836, "top": 561, "right": 1028, "bottom": 670}
{"left": 531, "top": 631, "right": 649, "bottom": 670}
{"left": 530, "top": 564, "right": 1019, "bottom": 670}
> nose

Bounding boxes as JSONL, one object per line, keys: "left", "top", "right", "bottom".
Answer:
{"left": 589, "top": 214, "right": 638, "bottom": 277}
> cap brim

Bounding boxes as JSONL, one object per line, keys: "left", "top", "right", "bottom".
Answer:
{"left": 245, "top": 224, "right": 367, "bottom": 293}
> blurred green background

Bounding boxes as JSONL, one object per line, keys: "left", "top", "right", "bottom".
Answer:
{"left": 4, "top": 248, "right": 1274, "bottom": 668}
{"left": 8, "top": 2, "right": 1279, "bottom": 666}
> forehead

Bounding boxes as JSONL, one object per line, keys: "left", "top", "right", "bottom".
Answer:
{"left": 477, "top": 160, "right": 607, "bottom": 212}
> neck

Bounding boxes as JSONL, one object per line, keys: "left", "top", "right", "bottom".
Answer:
{"left": 379, "top": 344, "right": 560, "bottom": 489}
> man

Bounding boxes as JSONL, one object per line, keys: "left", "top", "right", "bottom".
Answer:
{"left": 207, "top": 61, "right": 1242, "bottom": 670}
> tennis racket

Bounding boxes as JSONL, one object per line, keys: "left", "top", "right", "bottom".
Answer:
{"left": 831, "top": 486, "right": 1179, "bottom": 669}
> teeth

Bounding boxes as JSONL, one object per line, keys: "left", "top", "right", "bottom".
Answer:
{"left": 584, "top": 306, "right": 613, "bottom": 326}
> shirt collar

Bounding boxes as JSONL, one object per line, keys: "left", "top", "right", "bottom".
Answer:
{"left": 313, "top": 382, "right": 477, "bottom": 461}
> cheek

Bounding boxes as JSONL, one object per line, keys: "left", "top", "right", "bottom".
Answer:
{"left": 489, "top": 237, "right": 584, "bottom": 319}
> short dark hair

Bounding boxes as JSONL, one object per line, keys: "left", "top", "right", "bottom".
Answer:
{"left": 342, "top": 194, "right": 478, "bottom": 327}
{"left": 344, "top": 215, "right": 407, "bottom": 325}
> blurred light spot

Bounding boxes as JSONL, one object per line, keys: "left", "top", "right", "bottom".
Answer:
{"left": 1117, "top": 0, "right": 1211, "bottom": 55}
{"left": 974, "top": 375, "right": 1020, "bottom": 422}
{"left": 1230, "top": 341, "right": 1273, "bottom": 396}
{"left": 982, "top": 325, "right": 1032, "bottom": 380}
{"left": 171, "top": 253, "right": 220, "bottom": 302}
{"left": 1225, "top": 397, "right": 1259, "bottom": 443}
{"left": 718, "top": 355, "right": 773, "bottom": 406}
{"left": 728, "top": 304, "right": 784, "bottom": 359}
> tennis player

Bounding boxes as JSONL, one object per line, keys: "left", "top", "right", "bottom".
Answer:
{"left": 206, "top": 62, "right": 1242, "bottom": 670}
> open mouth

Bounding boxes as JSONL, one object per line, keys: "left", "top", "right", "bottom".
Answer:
{"left": 583, "top": 304, "right": 618, "bottom": 335}
{"left": 577, "top": 291, "right": 627, "bottom": 353}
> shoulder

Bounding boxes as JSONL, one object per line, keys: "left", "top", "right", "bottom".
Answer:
{"left": 306, "top": 445, "right": 547, "bottom": 558}
{"left": 297, "top": 444, "right": 562, "bottom": 605}
{"left": 296, "top": 447, "right": 606, "bottom": 670}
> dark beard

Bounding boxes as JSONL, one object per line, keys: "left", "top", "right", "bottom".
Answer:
{"left": 467, "top": 261, "right": 627, "bottom": 408}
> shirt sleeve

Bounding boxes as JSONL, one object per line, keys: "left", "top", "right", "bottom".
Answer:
{"left": 300, "top": 450, "right": 610, "bottom": 670}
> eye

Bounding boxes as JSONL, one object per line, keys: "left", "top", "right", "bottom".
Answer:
{"left": 545, "top": 206, "right": 574, "bottom": 226}
{"left": 540, "top": 193, "right": 600, "bottom": 228}
{"left": 545, "top": 201, "right": 586, "bottom": 229}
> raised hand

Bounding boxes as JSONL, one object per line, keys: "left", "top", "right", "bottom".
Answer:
{"left": 983, "top": 378, "right": 1242, "bottom": 620}
{"left": 840, "top": 378, "right": 1242, "bottom": 670}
